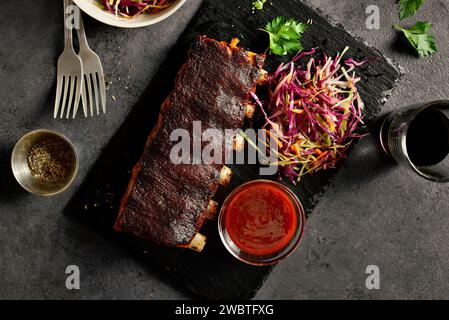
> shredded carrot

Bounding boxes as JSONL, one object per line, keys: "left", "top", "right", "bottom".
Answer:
{"left": 291, "top": 144, "right": 301, "bottom": 156}
{"left": 316, "top": 151, "right": 327, "bottom": 160}
{"left": 266, "top": 131, "right": 284, "bottom": 149}
{"left": 230, "top": 38, "right": 240, "bottom": 49}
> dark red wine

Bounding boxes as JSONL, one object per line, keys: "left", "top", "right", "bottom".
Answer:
{"left": 406, "top": 107, "right": 449, "bottom": 167}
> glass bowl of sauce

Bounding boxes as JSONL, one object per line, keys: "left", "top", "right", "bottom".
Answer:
{"left": 218, "top": 180, "right": 305, "bottom": 266}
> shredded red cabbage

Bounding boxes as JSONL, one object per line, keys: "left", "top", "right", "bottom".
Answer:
{"left": 100, "top": 0, "right": 175, "bottom": 18}
{"left": 254, "top": 47, "right": 367, "bottom": 184}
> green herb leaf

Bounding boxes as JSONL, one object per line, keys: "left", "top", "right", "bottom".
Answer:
{"left": 262, "top": 17, "right": 308, "bottom": 56}
{"left": 252, "top": 0, "right": 267, "bottom": 11}
{"left": 398, "top": 0, "right": 425, "bottom": 20}
{"left": 394, "top": 21, "right": 437, "bottom": 57}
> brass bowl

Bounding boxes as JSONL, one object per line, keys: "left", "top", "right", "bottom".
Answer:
{"left": 11, "top": 129, "right": 78, "bottom": 196}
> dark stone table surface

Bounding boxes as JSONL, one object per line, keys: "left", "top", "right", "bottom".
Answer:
{"left": 0, "top": 0, "right": 448, "bottom": 299}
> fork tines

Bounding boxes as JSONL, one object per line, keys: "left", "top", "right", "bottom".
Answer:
{"left": 54, "top": 71, "right": 83, "bottom": 119}
{"left": 81, "top": 71, "right": 107, "bottom": 117}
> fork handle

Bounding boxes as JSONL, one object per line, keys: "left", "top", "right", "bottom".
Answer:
{"left": 75, "top": 9, "right": 90, "bottom": 51}
{"left": 63, "top": 0, "right": 74, "bottom": 49}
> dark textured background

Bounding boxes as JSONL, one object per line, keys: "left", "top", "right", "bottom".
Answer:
{"left": 68, "top": 0, "right": 398, "bottom": 300}
{"left": 1, "top": 0, "right": 449, "bottom": 299}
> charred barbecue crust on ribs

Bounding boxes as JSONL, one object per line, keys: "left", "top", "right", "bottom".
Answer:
{"left": 115, "top": 36, "right": 265, "bottom": 248}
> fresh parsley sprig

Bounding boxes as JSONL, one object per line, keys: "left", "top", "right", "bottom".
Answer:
{"left": 398, "top": 0, "right": 425, "bottom": 20}
{"left": 395, "top": 0, "right": 436, "bottom": 57}
{"left": 394, "top": 21, "right": 437, "bottom": 57}
{"left": 261, "top": 17, "right": 308, "bottom": 56}
{"left": 252, "top": 0, "right": 267, "bottom": 11}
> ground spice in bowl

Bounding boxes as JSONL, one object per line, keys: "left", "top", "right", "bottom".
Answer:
{"left": 27, "top": 137, "right": 75, "bottom": 185}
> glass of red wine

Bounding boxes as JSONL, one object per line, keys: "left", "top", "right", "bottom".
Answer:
{"left": 380, "top": 101, "right": 449, "bottom": 182}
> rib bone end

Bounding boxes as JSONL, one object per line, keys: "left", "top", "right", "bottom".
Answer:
{"left": 205, "top": 200, "right": 218, "bottom": 220}
{"left": 257, "top": 69, "right": 268, "bottom": 85}
{"left": 233, "top": 134, "right": 245, "bottom": 152}
{"left": 245, "top": 104, "right": 256, "bottom": 119}
{"left": 219, "top": 166, "right": 233, "bottom": 186}
{"left": 184, "top": 233, "right": 206, "bottom": 252}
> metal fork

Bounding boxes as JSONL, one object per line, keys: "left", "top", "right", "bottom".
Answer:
{"left": 54, "top": 0, "right": 83, "bottom": 119}
{"left": 76, "top": 11, "right": 106, "bottom": 116}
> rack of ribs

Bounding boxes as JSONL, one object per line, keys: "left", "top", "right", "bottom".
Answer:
{"left": 114, "top": 36, "right": 266, "bottom": 252}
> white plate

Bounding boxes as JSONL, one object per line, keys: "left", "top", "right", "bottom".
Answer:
{"left": 73, "top": 0, "right": 187, "bottom": 28}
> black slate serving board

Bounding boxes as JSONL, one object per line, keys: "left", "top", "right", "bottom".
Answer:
{"left": 68, "top": 0, "right": 400, "bottom": 299}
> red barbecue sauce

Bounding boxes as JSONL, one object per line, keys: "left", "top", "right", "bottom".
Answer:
{"left": 223, "top": 182, "right": 298, "bottom": 256}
